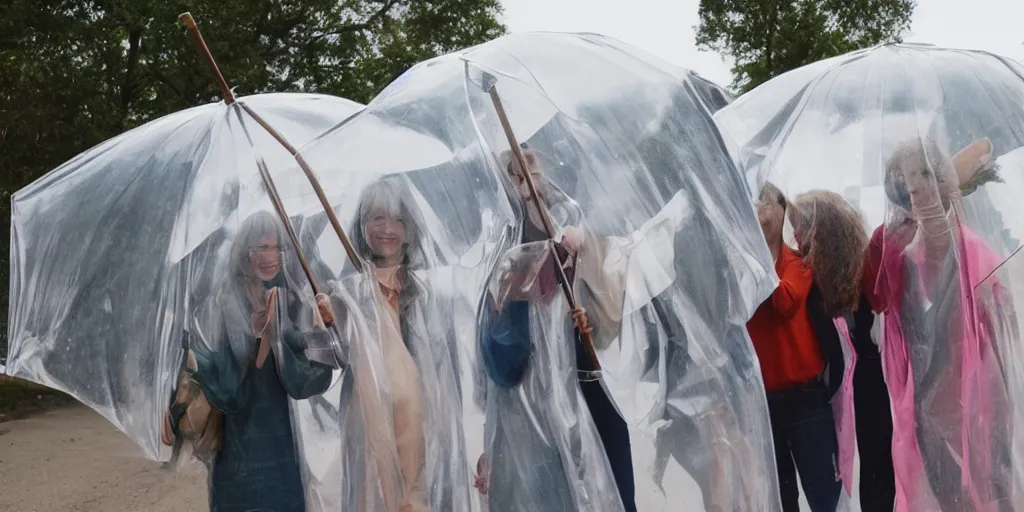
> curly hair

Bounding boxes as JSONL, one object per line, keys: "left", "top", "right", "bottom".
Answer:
{"left": 789, "top": 190, "right": 868, "bottom": 317}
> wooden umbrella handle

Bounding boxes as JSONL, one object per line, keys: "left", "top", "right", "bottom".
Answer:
{"left": 484, "top": 77, "right": 602, "bottom": 371}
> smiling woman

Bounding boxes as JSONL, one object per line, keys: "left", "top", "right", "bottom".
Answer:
{"left": 164, "top": 210, "right": 337, "bottom": 512}
{"left": 361, "top": 196, "right": 410, "bottom": 269}
{"left": 248, "top": 236, "right": 285, "bottom": 282}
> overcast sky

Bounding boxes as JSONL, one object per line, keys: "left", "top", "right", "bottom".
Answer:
{"left": 500, "top": 0, "right": 1024, "bottom": 87}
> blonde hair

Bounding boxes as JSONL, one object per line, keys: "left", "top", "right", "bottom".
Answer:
{"left": 883, "top": 138, "right": 958, "bottom": 212}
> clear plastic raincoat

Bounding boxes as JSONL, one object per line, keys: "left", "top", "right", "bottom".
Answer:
{"left": 5, "top": 93, "right": 362, "bottom": 511}
{"left": 288, "top": 31, "right": 781, "bottom": 511}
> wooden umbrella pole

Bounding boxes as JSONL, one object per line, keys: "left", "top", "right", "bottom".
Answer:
{"left": 255, "top": 156, "right": 321, "bottom": 296}
{"left": 181, "top": 13, "right": 361, "bottom": 272}
{"left": 487, "top": 89, "right": 558, "bottom": 237}
{"left": 179, "top": 12, "right": 328, "bottom": 293}
{"left": 179, "top": 13, "right": 234, "bottom": 104}
{"left": 486, "top": 84, "right": 601, "bottom": 371}
{"left": 238, "top": 103, "right": 363, "bottom": 273}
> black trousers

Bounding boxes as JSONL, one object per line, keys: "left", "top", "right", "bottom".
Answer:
{"left": 853, "top": 356, "right": 896, "bottom": 512}
{"left": 767, "top": 381, "right": 842, "bottom": 512}
{"left": 580, "top": 379, "right": 637, "bottom": 512}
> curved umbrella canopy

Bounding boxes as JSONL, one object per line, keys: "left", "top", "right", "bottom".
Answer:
{"left": 716, "top": 44, "right": 1024, "bottom": 510}
{"left": 289, "top": 31, "right": 780, "bottom": 511}
{"left": 5, "top": 93, "right": 362, "bottom": 461}
{"left": 688, "top": 71, "right": 735, "bottom": 114}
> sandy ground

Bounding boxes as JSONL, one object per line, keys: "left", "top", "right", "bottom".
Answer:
{"left": 0, "top": 403, "right": 822, "bottom": 512}
{"left": 0, "top": 405, "right": 206, "bottom": 512}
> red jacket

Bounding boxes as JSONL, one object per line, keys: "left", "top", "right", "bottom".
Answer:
{"left": 747, "top": 244, "right": 826, "bottom": 392}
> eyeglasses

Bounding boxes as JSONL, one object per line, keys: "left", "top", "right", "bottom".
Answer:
{"left": 248, "top": 244, "right": 284, "bottom": 257}
{"left": 365, "top": 215, "right": 405, "bottom": 229}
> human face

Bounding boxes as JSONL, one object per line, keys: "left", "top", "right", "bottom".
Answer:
{"left": 900, "top": 161, "right": 947, "bottom": 211}
{"left": 249, "top": 234, "right": 282, "bottom": 281}
{"left": 507, "top": 155, "right": 543, "bottom": 201}
{"left": 365, "top": 207, "right": 406, "bottom": 267}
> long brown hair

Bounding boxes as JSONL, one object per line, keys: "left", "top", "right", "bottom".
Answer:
{"left": 789, "top": 190, "right": 868, "bottom": 316}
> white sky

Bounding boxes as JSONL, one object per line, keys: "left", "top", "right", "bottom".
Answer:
{"left": 500, "top": 0, "right": 1024, "bottom": 88}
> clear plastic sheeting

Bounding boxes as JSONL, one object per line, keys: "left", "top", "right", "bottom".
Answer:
{"left": 716, "top": 43, "right": 1024, "bottom": 511}
{"left": 461, "top": 33, "right": 779, "bottom": 511}
{"left": 178, "top": 210, "right": 340, "bottom": 510}
{"left": 285, "top": 31, "right": 781, "bottom": 511}
{"left": 286, "top": 94, "right": 520, "bottom": 509}
{"left": 5, "top": 92, "right": 362, "bottom": 471}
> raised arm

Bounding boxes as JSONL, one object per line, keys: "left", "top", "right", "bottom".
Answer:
{"left": 769, "top": 252, "right": 815, "bottom": 320}
{"left": 275, "top": 326, "right": 335, "bottom": 400}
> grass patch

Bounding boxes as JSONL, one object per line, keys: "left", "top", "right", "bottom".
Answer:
{"left": 0, "top": 375, "right": 75, "bottom": 422}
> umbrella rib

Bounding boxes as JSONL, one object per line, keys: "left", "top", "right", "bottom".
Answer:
{"left": 484, "top": 81, "right": 601, "bottom": 372}
{"left": 255, "top": 154, "right": 322, "bottom": 296}
{"left": 179, "top": 11, "right": 362, "bottom": 274}
{"left": 231, "top": 106, "right": 322, "bottom": 296}
{"left": 237, "top": 103, "right": 364, "bottom": 273}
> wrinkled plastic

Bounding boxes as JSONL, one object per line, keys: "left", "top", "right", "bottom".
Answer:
{"left": 282, "top": 32, "right": 781, "bottom": 511}
{"left": 6, "top": 92, "right": 362, "bottom": 470}
{"left": 831, "top": 316, "right": 859, "bottom": 496}
{"left": 284, "top": 92, "right": 519, "bottom": 509}
{"left": 176, "top": 210, "right": 341, "bottom": 510}
{"left": 716, "top": 43, "right": 1024, "bottom": 511}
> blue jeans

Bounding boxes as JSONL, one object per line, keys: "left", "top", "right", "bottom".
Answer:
{"left": 767, "top": 381, "right": 841, "bottom": 512}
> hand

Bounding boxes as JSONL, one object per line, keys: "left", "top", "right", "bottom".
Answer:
{"left": 160, "top": 411, "right": 174, "bottom": 446}
{"left": 250, "top": 288, "right": 280, "bottom": 338}
{"left": 561, "top": 226, "right": 584, "bottom": 254}
{"left": 315, "top": 293, "right": 334, "bottom": 327}
{"left": 571, "top": 306, "right": 593, "bottom": 336}
{"left": 473, "top": 454, "right": 490, "bottom": 495}
{"left": 251, "top": 288, "right": 279, "bottom": 369}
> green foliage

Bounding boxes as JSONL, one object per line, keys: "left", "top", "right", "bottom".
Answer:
{"left": 695, "top": 0, "right": 916, "bottom": 93}
{"left": 0, "top": 375, "right": 73, "bottom": 419}
{"left": 0, "top": 0, "right": 506, "bottom": 358}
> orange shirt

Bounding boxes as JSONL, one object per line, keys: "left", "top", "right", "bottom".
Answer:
{"left": 747, "top": 244, "right": 826, "bottom": 392}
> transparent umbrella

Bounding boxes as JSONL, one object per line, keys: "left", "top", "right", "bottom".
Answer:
{"left": 5, "top": 90, "right": 362, "bottom": 462}
{"left": 716, "top": 43, "right": 1024, "bottom": 511}
{"left": 286, "top": 31, "right": 782, "bottom": 512}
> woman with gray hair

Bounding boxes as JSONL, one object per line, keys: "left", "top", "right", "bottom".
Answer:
{"left": 163, "top": 210, "right": 336, "bottom": 512}
{"left": 329, "top": 177, "right": 472, "bottom": 512}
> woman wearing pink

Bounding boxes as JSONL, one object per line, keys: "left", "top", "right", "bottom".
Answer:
{"left": 863, "top": 137, "right": 1013, "bottom": 511}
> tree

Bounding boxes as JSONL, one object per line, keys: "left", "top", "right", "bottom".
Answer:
{"left": 0, "top": 0, "right": 505, "bottom": 359}
{"left": 695, "top": 0, "right": 916, "bottom": 93}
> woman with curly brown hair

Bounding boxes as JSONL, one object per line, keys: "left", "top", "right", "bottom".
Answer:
{"left": 786, "top": 189, "right": 870, "bottom": 507}
{"left": 746, "top": 182, "right": 844, "bottom": 512}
